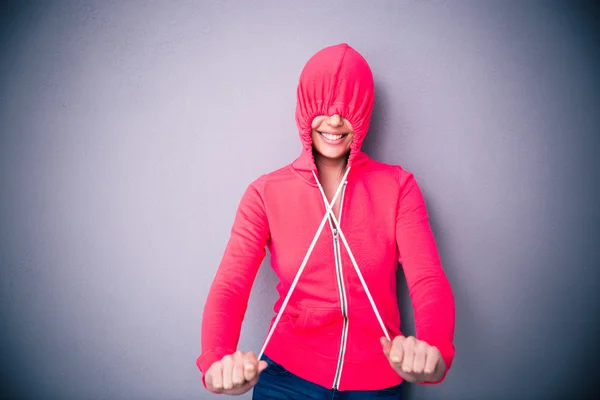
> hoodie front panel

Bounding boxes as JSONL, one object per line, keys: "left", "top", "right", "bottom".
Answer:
{"left": 264, "top": 162, "right": 403, "bottom": 361}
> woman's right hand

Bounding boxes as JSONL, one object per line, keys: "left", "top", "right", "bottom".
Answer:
{"left": 204, "top": 351, "right": 268, "bottom": 395}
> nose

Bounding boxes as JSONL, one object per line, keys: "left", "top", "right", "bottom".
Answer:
{"left": 327, "top": 114, "right": 343, "bottom": 127}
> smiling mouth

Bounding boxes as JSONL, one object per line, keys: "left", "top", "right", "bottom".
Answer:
{"left": 318, "top": 131, "right": 349, "bottom": 142}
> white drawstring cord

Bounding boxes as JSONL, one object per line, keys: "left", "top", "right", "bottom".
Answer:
{"left": 312, "top": 170, "right": 391, "bottom": 342}
{"left": 257, "top": 167, "right": 352, "bottom": 359}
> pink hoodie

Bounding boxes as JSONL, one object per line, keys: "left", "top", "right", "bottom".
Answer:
{"left": 197, "top": 43, "right": 455, "bottom": 391}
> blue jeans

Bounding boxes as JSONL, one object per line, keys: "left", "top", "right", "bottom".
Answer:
{"left": 252, "top": 354, "right": 403, "bottom": 399}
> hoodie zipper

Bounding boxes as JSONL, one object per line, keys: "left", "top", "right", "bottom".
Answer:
{"left": 331, "top": 183, "right": 348, "bottom": 389}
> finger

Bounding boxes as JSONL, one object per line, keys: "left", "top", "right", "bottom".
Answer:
{"left": 243, "top": 352, "right": 259, "bottom": 382}
{"left": 222, "top": 354, "right": 234, "bottom": 390}
{"left": 424, "top": 346, "right": 440, "bottom": 375}
{"left": 412, "top": 341, "right": 427, "bottom": 375}
{"left": 257, "top": 360, "right": 268, "bottom": 373}
{"left": 380, "top": 336, "right": 392, "bottom": 358}
{"left": 401, "top": 336, "right": 416, "bottom": 373}
{"left": 207, "top": 363, "right": 224, "bottom": 392}
{"left": 231, "top": 351, "right": 245, "bottom": 387}
{"left": 389, "top": 336, "right": 405, "bottom": 365}
{"left": 204, "top": 370, "right": 213, "bottom": 389}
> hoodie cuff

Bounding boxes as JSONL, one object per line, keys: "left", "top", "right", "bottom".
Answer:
{"left": 196, "top": 348, "right": 232, "bottom": 389}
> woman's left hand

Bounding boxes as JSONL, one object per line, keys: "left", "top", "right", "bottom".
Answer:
{"left": 380, "top": 336, "right": 446, "bottom": 383}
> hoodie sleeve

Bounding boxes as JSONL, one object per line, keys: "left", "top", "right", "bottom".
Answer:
{"left": 196, "top": 179, "right": 270, "bottom": 387}
{"left": 395, "top": 168, "right": 455, "bottom": 383}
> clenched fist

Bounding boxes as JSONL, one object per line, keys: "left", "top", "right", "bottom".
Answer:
{"left": 381, "top": 336, "right": 445, "bottom": 383}
{"left": 204, "top": 351, "right": 268, "bottom": 395}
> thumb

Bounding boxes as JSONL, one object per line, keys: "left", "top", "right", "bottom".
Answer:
{"left": 380, "top": 336, "right": 392, "bottom": 357}
{"left": 257, "top": 360, "right": 268, "bottom": 373}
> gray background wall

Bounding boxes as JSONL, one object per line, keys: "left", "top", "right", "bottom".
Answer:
{"left": 1, "top": 1, "right": 599, "bottom": 399}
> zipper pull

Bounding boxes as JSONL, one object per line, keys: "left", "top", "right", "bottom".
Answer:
{"left": 333, "top": 228, "right": 338, "bottom": 238}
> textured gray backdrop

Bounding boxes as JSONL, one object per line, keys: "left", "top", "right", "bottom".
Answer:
{"left": 1, "top": 1, "right": 599, "bottom": 399}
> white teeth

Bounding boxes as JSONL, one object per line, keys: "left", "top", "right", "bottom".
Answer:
{"left": 322, "top": 133, "right": 344, "bottom": 140}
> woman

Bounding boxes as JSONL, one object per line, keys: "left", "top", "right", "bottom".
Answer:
{"left": 196, "top": 43, "right": 455, "bottom": 399}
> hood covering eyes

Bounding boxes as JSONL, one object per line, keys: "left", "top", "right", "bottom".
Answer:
{"left": 295, "top": 43, "right": 375, "bottom": 170}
